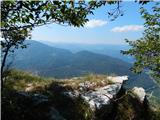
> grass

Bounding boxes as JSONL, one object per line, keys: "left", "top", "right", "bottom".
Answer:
{"left": 4, "top": 70, "right": 54, "bottom": 91}
{"left": 4, "top": 70, "right": 114, "bottom": 92}
{"left": 57, "top": 73, "right": 114, "bottom": 91}
{"left": 148, "top": 95, "right": 160, "bottom": 111}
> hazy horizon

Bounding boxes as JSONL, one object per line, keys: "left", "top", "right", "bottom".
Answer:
{"left": 33, "top": 39, "right": 129, "bottom": 45}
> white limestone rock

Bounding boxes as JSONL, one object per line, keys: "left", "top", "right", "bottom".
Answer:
{"left": 107, "top": 76, "right": 128, "bottom": 83}
{"left": 132, "top": 87, "right": 146, "bottom": 102}
{"left": 63, "top": 90, "right": 79, "bottom": 98}
{"left": 81, "top": 83, "right": 122, "bottom": 109}
{"left": 25, "top": 83, "right": 34, "bottom": 92}
{"left": 64, "top": 75, "right": 128, "bottom": 110}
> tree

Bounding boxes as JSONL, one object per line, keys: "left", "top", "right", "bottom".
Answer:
{"left": 122, "top": 2, "right": 160, "bottom": 85}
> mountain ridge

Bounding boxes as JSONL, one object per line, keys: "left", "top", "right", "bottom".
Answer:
{"left": 39, "top": 41, "right": 134, "bottom": 63}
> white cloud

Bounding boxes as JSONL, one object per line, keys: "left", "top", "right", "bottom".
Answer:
{"left": 111, "top": 25, "right": 144, "bottom": 32}
{"left": 85, "top": 19, "right": 107, "bottom": 28}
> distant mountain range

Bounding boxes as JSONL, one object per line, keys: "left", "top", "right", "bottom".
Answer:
{"left": 40, "top": 41, "right": 135, "bottom": 63}
{"left": 9, "top": 40, "right": 160, "bottom": 96}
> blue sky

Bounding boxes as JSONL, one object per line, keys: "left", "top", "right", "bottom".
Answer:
{"left": 32, "top": 1, "right": 154, "bottom": 45}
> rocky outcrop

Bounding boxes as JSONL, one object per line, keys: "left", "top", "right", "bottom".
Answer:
{"left": 64, "top": 76, "right": 128, "bottom": 110}
{"left": 4, "top": 72, "right": 156, "bottom": 120}
{"left": 81, "top": 84, "right": 121, "bottom": 109}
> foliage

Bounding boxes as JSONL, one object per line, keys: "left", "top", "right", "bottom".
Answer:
{"left": 122, "top": 2, "right": 160, "bottom": 84}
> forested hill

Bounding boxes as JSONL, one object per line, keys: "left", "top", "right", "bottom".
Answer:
{"left": 11, "top": 40, "right": 140, "bottom": 78}
{"left": 41, "top": 41, "right": 134, "bottom": 63}
{"left": 9, "top": 40, "right": 160, "bottom": 96}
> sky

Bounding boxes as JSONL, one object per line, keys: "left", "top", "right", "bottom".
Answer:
{"left": 31, "top": 1, "right": 154, "bottom": 45}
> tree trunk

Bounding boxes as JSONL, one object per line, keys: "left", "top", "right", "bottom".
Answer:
{"left": 1, "top": 46, "right": 10, "bottom": 90}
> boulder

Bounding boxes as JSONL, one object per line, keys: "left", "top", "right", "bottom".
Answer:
{"left": 132, "top": 87, "right": 146, "bottom": 102}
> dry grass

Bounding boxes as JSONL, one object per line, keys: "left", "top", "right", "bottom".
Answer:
{"left": 4, "top": 70, "right": 114, "bottom": 92}
{"left": 58, "top": 73, "right": 114, "bottom": 90}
